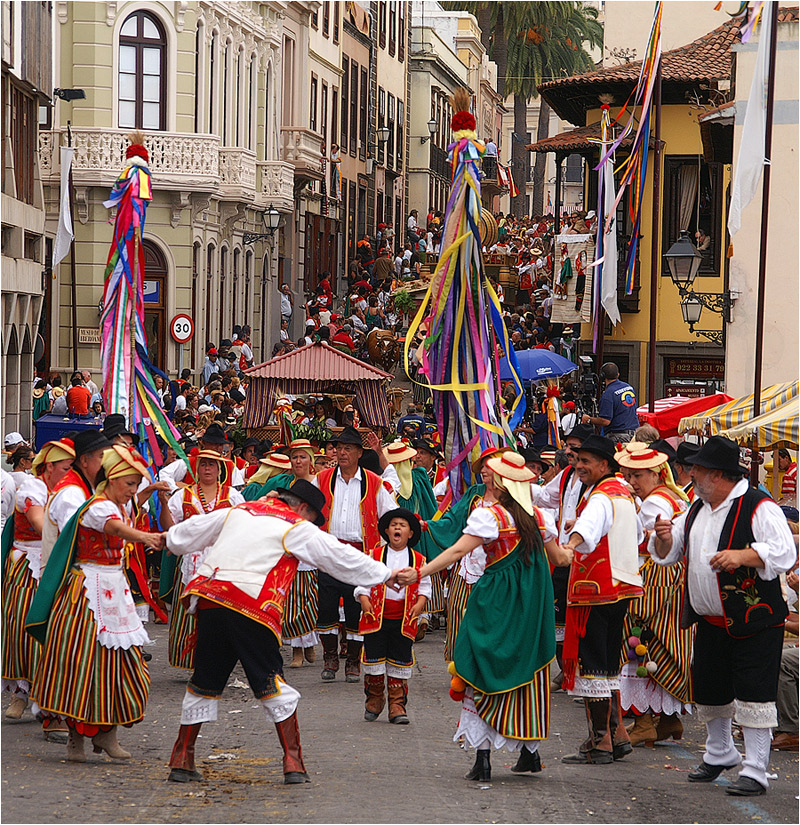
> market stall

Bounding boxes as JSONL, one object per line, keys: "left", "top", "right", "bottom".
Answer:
{"left": 678, "top": 380, "right": 799, "bottom": 436}
{"left": 636, "top": 392, "right": 733, "bottom": 438}
{"left": 241, "top": 341, "right": 393, "bottom": 443}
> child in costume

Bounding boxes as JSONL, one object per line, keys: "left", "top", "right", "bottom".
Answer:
{"left": 355, "top": 508, "right": 431, "bottom": 724}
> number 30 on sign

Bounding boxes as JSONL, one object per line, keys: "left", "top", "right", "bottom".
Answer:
{"left": 170, "top": 314, "right": 194, "bottom": 344}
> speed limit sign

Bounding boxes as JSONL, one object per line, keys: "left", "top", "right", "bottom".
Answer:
{"left": 170, "top": 314, "right": 194, "bottom": 344}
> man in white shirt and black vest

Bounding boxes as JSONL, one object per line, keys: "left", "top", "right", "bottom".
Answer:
{"left": 651, "top": 436, "right": 796, "bottom": 797}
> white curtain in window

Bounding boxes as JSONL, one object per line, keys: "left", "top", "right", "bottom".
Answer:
{"left": 678, "top": 164, "right": 699, "bottom": 230}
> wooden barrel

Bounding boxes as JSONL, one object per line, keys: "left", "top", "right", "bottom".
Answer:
{"left": 480, "top": 210, "right": 498, "bottom": 248}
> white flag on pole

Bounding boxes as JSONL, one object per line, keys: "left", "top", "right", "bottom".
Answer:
{"left": 600, "top": 157, "right": 620, "bottom": 326}
{"left": 52, "top": 146, "right": 75, "bottom": 267}
{"left": 727, "top": 5, "right": 773, "bottom": 237}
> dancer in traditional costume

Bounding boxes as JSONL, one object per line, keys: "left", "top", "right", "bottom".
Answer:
{"left": 560, "top": 436, "right": 644, "bottom": 766}
{"left": 2, "top": 439, "right": 76, "bottom": 721}
{"left": 356, "top": 508, "right": 431, "bottom": 724}
{"left": 615, "top": 443, "right": 692, "bottom": 746}
{"left": 313, "top": 426, "right": 396, "bottom": 682}
{"left": 27, "top": 446, "right": 163, "bottom": 762}
{"left": 159, "top": 450, "right": 243, "bottom": 669}
{"left": 283, "top": 440, "right": 320, "bottom": 668}
{"left": 242, "top": 452, "right": 294, "bottom": 501}
{"left": 162, "top": 481, "right": 400, "bottom": 785}
{"left": 399, "top": 451, "right": 569, "bottom": 780}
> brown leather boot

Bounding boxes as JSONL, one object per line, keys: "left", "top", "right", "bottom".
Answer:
{"left": 5, "top": 694, "right": 27, "bottom": 719}
{"left": 562, "top": 698, "right": 613, "bottom": 764}
{"left": 345, "top": 640, "right": 362, "bottom": 683}
{"left": 66, "top": 728, "right": 86, "bottom": 763}
{"left": 610, "top": 690, "right": 632, "bottom": 760}
{"left": 275, "top": 711, "right": 311, "bottom": 784}
{"left": 303, "top": 646, "right": 316, "bottom": 663}
{"left": 168, "top": 723, "right": 203, "bottom": 782}
{"left": 364, "top": 674, "right": 385, "bottom": 721}
{"left": 321, "top": 634, "right": 339, "bottom": 681}
{"left": 91, "top": 726, "right": 131, "bottom": 759}
{"left": 387, "top": 677, "right": 409, "bottom": 724}
{"left": 628, "top": 712, "right": 657, "bottom": 748}
{"left": 289, "top": 647, "right": 304, "bottom": 668}
{"left": 655, "top": 713, "right": 683, "bottom": 742}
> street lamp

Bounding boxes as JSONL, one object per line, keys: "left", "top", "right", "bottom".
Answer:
{"left": 680, "top": 293, "right": 703, "bottom": 326}
{"left": 419, "top": 118, "right": 438, "bottom": 144}
{"left": 243, "top": 205, "right": 281, "bottom": 245}
{"left": 663, "top": 229, "right": 703, "bottom": 291}
{"left": 365, "top": 156, "right": 375, "bottom": 175}
{"left": 377, "top": 126, "right": 391, "bottom": 144}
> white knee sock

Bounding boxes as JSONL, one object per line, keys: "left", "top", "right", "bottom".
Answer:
{"left": 703, "top": 717, "right": 741, "bottom": 767}
{"left": 739, "top": 727, "right": 772, "bottom": 789}
{"left": 261, "top": 678, "right": 301, "bottom": 723}
{"left": 181, "top": 691, "right": 218, "bottom": 724}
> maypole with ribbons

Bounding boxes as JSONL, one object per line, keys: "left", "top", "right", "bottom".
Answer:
{"left": 100, "top": 131, "right": 189, "bottom": 471}
{"left": 404, "top": 90, "right": 525, "bottom": 501}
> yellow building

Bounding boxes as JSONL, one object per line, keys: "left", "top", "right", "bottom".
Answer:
{"left": 536, "top": 18, "right": 743, "bottom": 399}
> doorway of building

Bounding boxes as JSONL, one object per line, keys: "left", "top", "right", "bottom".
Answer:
{"left": 142, "top": 240, "right": 167, "bottom": 369}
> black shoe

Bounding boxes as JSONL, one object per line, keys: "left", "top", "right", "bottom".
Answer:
{"left": 142, "top": 651, "right": 153, "bottom": 662}
{"left": 687, "top": 760, "right": 739, "bottom": 783}
{"left": 725, "top": 777, "right": 766, "bottom": 796}
{"left": 284, "top": 771, "right": 311, "bottom": 785}
{"left": 168, "top": 768, "right": 204, "bottom": 783}
{"left": 465, "top": 749, "right": 491, "bottom": 781}
{"left": 613, "top": 742, "right": 633, "bottom": 761}
{"left": 562, "top": 749, "right": 613, "bottom": 765}
{"left": 511, "top": 747, "right": 542, "bottom": 773}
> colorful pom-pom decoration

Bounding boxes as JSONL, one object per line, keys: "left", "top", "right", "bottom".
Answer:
{"left": 635, "top": 665, "right": 648, "bottom": 677}
{"left": 451, "top": 110, "right": 476, "bottom": 132}
{"left": 627, "top": 648, "right": 638, "bottom": 660}
{"left": 645, "top": 661, "right": 658, "bottom": 674}
{"left": 450, "top": 676, "right": 467, "bottom": 693}
{"left": 634, "top": 643, "right": 647, "bottom": 657}
{"left": 449, "top": 688, "right": 466, "bottom": 702}
{"left": 628, "top": 635, "right": 639, "bottom": 647}
{"left": 631, "top": 626, "right": 642, "bottom": 637}
{"left": 447, "top": 661, "right": 457, "bottom": 676}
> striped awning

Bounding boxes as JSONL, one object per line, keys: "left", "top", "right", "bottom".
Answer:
{"left": 678, "top": 381, "right": 799, "bottom": 436}
{"left": 719, "top": 401, "right": 799, "bottom": 450}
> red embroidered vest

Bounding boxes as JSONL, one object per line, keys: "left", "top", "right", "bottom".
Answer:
{"left": 14, "top": 498, "right": 43, "bottom": 543}
{"left": 52, "top": 468, "right": 92, "bottom": 499}
{"left": 183, "top": 499, "right": 303, "bottom": 640}
{"left": 483, "top": 503, "right": 534, "bottom": 567}
{"left": 359, "top": 545, "right": 425, "bottom": 640}
{"left": 567, "top": 477, "right": 644, "bottom": 606}
{"left": 639, "top": 486, "right": 685, "bottom": 552}
{"left": 316, "top": 466, "right": 383, "bottom": 552}
{"left": 181, "top": 484, "right": 234, "bottom": 520}
{"left": 75, "top": 498, "right": 126, "bottom": 565}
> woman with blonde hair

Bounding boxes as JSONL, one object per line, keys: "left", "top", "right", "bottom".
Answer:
{"left": 27, "top": 446, "right": 163, "bottom": 762}
{"left": 615, "top": 443, "right": 693, "bottom": 747}
{"left": 398, "top": 450, "right": 572, "bottom": 782}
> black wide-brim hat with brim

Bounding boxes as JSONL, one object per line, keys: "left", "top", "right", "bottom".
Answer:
{"left": 202, "top": 423, "right": 228, "bottom": 445}
{"left": 675, "top": 441, "right": 701, "bottom": 466}
{"left": 330, "top": 426, "right": 363, "bottom": 446}
{"left": 413, "top": 438, "right": 443, "bottom": 462}
{"left": 102, "top": 413, "right": 140, "bottom": 446}
{"left": 578, "top": 435, "right": 620, "bottom": 470}
{"left": 684, "top": 435, "right": 747, "bottom": 475}
{"left": 566, "top": 423, "right": 594, "bottom": 444}
{"left": 274, "top": 479, "right": 327, "bottom": 527}
{"left": 72, "top": 429, "right": 113, "bottom": 458}
{"left": 378, "top": 507, "right": 421, "bottom": 548}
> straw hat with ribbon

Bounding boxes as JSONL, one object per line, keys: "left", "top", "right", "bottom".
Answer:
{"left": 614, "top": 440, "right": 651, "bottom": 464}
{"left": 471, "top": 445, "right": 510, "bottom": 475}
{"left": 97, "top": 445, "right": 149, "bottom": 494}
{"left": 32, "top": 438, "right": 76, "bottom": 477}
{"left": 288, "top": 439, "right": 316, "bottom": 460}
{"left": 195, "top": 448, "right": 232, "bottom": 484}
{"left": 616, "top": 443, "right": 689, "bottom": 503}
{"left": 259, "top": 452, "right": 292, "bottom": 474}
{"left": 383, "top": 440, "right": 418, "bottom": 499}
{"left": 32, "top": 387, "right": 46, "bottom": 399}
{"left": 485, "top": 451, "right": 536, "bottom": 515}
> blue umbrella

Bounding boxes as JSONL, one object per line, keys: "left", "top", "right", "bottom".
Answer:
{"left": 499, "top": 349, "right": 578, "bottom": 383}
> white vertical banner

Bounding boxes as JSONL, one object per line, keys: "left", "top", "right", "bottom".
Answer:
{"left": 600, "top": 155, "right": 620, "bottom": 326}
{"left": 52, "top": 146, "right": 75, "bottom": 267}
{"left": 727, "top": 3, "right": 773, "bottom": 237}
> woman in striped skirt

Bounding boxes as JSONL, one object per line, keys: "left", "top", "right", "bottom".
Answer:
{"left": 159, "top": 451, "right": 243, "bottom": 669}
{"left": 399, "top": 451, "right": 571, "bottom": 781}
{"left": 616, "top": 444, "right": 693, "bottom": 746}
{"left": 283, "top": 440, "right": 320, "bottom": 667}
{"left": 2, "top": 439, "right": 75, "bottom": 721}
{"left": 27, "top": 446, "right": 163, "bottom": 762}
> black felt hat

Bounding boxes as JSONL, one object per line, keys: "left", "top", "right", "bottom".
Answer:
{"left": 684, "top": 436, "right": 746, "bottom": 475}
{"left": 102, "top": 414, "right": 139, "bottom": 446}
{"left": 274, "top": 479, "right": 327, "bottom": 526}
{"left": 649, "top": 439, "right": 677, "bottom": 463}
{"left": 413, "top": 437, "right": 443, "bottom": 461}
{"left": 675, "top": 441, "right": 701, "bottom": 466}
{"left": 578, "top": 435, "right": 619, "bottom": 469}
{"left": 378, "top": 507, "right": 421, "bottom": 547}
{"left": 331, "top": 426, "right": 363, "bottom": 446}
{"left": 202, "top": 423, "right": 228, "bottom": 445}
{"left": 566, "top": 423, "right": 594, "bottom": 444}
{"left": 72, "top": 429, "right": 112, "bottom": 458}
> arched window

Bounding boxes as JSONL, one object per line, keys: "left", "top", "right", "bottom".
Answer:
{"left": 119, "top": 11, "right": 167, "bottom": 130}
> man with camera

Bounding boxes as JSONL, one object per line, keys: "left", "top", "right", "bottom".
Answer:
{"left": 581, "top": 362, "right": 639, "bottom": 444}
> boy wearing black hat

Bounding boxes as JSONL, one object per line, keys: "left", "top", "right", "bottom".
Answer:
{"left": 355, "top": 508, "right": 431, "bottom": 724}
